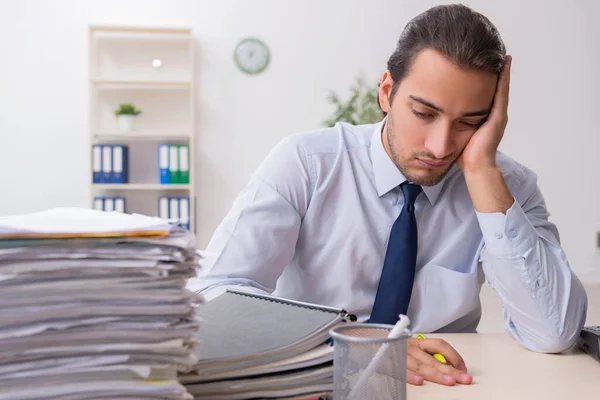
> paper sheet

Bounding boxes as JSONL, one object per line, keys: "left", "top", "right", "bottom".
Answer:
{"left": 0, "top": 207, "right": 173, "bottom": 237}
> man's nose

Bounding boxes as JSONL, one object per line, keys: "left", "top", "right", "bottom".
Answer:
{"left": 423, "top": 123, "right": 453, "bottom": 159}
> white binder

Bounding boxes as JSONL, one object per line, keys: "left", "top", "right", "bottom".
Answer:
{"left": 93, "top": 197, "right": 103, "bottom": 211}
{"left": 159, "top": 144, "right": 170, "bottom": 184}
{"left": 102, "top": 145, "right": 112, "bottom": 183}
{"left": 92, "top": 145, "right": 102, "bottom": 183}
{"left": 112, "top": 145, "right": 124, "bottom": 184}
{"left": 169, "top": 197, "right": 179, "bottom": 222}
{"left": 114, "top": 197, "right": 125, "bottom": 213}
{"left": 169, "top": 145, "right": 179, "bottom": 182}
{"left": 179, "top": 197, "right": 190, "bottom": 230}
{"left": 179, "top": 145, "right": 189, "bottom": 183}
{"left": 104, "top": 198, "right": 115, "bottom": 213}
{"left": 158, "top": 197, "right": 169, "bottom": 219}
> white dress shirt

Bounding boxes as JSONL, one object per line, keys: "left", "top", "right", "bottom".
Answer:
{"left": 191, "top": 120, "right": 587, "bottom": 353}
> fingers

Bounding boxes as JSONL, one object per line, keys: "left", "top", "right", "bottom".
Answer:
{"left": 490, "top": 54, "right": 512, "bottom": 123}
{"left": 409, "top": 344, "right": 472, "bottom": 385}
{"left": 498, "top": 55, "right": 512, "bottom": 108}
{"left": 407, "top": 354, "right": 457, "bottom": 386}
{"left": 439, "top": 364, "right": 472, "bottom": 385}
{"left": 407, "top": 369, "right": 425, "bottom": 386}
{"left": 406, "top": 338, "right": 473, "bottom": 386}
{"left": 414, "top": 338, "right": 467, "bottom": 372}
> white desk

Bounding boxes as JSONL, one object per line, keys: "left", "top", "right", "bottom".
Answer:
{"left": 408, "top": 333, "right": 600, "bottom": 399}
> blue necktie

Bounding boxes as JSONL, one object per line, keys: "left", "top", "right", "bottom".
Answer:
{"left": 369, "top": 182, "right": 423, "bottom": 324}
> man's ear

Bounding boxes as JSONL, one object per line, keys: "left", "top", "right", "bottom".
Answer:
{"left": 378, "top": 70, "right": 394, "bottom": 114}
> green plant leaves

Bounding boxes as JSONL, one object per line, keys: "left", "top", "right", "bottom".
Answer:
{"left": 114, "top": 103, "right": 142, "bottom": 117}
{"left": 324, "top": 76, "right": 382, "bottom": 127}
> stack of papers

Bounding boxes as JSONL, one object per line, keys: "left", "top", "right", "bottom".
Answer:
{"left": 181, "top": 345, "right": 334, "bottom": 399}
{"left": 0, "top": 208, "right": 201, "bottom": 400}
{"left": 180, "top": 289, "right": 352, "bottom": 399}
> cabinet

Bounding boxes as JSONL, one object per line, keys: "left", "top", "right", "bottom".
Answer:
{"left": 89, "top": 26, "right": 195, "bottom": 232}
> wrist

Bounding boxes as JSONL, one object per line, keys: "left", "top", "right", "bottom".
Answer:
{"left": 463, "top": 166, "right": 513, "bottom": 214}
{"left": 462, "top": 164, "right": 501, "bottom": 179}
{"left": 458, "top": 151, "right": 497, "bottom": 174}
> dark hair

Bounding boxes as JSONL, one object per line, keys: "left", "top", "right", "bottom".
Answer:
{"left": 380, "top": 4, "right": 506, "bottom": 116}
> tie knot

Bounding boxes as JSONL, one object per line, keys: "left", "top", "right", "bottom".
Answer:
{"left": 401, "top": 182, "right": 422, "bottom": 206}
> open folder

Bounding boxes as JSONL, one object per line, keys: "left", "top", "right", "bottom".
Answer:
{"left": 192, "top": 289, "right": 355, "bottom": 378}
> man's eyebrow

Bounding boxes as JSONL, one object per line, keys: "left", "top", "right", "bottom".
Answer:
{"left": 409, "top": 95, "right": 490, "bottom": 117}
{"left": 410, "top": 95, "right": 443, "bottom": 112}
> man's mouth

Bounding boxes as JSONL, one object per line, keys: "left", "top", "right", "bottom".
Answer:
{"left": 416, "top": 158, "right": 450, "bottom": 169}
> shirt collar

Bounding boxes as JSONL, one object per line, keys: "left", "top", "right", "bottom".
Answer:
{"left": 369, "top": 118, "right": 453, "bottom": 206}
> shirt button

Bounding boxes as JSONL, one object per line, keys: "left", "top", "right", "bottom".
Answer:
{"left": 495, "top": 232, "right": 503, "bottom": 239}
{"left": 509, "top": 229, "right": 518, "bottom": 239}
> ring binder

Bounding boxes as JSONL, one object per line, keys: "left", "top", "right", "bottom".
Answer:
{"left": 229, "top": 289, "right": 355, "bottom": 321}
{"left": 186, "top": 289, "right": 355, "bottom": 399}
{"left": 195, "top": 289, "right": 355, "bottom": 373}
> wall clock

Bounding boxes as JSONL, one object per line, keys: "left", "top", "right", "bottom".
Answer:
{"left": 234, "top": 37, "right": 270, "bottom": 75}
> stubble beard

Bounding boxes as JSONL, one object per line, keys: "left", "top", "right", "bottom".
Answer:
{"left": 386, "top": 117, "right": 454, "bottom": 187}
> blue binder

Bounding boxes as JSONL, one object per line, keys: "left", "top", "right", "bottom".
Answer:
{"left": 93, "top": 197, "right": 104, "bottom": 211}
{"left": 158, "top": 196, "right": 169, "bottom": 220}
{"left": 114, "top": 197, "right": 126, "bottom": 213}
{"left": 92, "top": 145, "right": 102, "bottom": 183}
{"left": 104, "top": 197, "right": 115, "bottom": 212}
{"left": 169, "top": 197, "right": 179, "bottom": 223}
{"left": 159, "top": 144, "right": 170, "bottom": 184}
{"left": 101, "top": 145, "right": 113, "bottom": 183}
{"left": 112, "top": 145, "right": 128, "bottom": 184}
{"left": 179, "top": 197, "right": 191, "bottom": 230}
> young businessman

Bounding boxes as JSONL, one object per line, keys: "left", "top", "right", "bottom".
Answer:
{"left": 194, "top": 4, "right": 587, "bottom": 386}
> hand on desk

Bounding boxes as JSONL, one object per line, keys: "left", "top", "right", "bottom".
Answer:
{"left": 407, "top": 338, "right": 473, "bottom": 386}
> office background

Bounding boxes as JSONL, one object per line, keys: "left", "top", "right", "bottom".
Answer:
{"left": 0, "top": 0, "right": 599, "bottom": 289}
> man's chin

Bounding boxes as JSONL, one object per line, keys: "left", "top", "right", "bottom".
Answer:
{"left": 403, "top": 165, "right": 453, "bottom": 186}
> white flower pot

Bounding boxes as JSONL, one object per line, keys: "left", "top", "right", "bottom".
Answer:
{"left": 118, "top": 115, "right": 136, "bottom": 132}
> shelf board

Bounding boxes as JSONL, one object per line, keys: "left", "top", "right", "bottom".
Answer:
{"left": 92, "top": 79, "right": 190, "bottom": 90}
{"left": 92, "top": 31, "right": 191, "bottom": 41}
{"left": 93, "top": 184, "right": 191, "bottom": 191}
{"left": 90, "top": 25, "right": 191, "bottom": 35}
{"left": 93, "top": 132, "right": 191, "bottom": 141}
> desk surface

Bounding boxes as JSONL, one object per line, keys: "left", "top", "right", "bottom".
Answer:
{"left": 408, "top": 333, "right": 600, "bottom": 399}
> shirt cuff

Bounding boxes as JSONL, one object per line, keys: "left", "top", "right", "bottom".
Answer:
{"left": 475, "top": 199, "right": 538, "bottom": 258}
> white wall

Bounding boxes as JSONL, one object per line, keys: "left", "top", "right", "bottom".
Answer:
{"left": 0, "top": 0, "right": 599, "bottom": 283}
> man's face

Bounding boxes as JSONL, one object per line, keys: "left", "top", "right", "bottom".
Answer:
{"left": 379, "top": 48, "right": 498, "bottom": 186}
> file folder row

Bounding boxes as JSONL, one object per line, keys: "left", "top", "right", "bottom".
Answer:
{"left": 93, "top": 197, "right": 126, "bottom": 213}
{"left": 159, "top": 144, "right": 190, "bottom": 184}
{"left": 92, "top": 144, "right": 129, "bottom": 184}
{"left": 159, "top": 196, "right": 191, "bottom": 230}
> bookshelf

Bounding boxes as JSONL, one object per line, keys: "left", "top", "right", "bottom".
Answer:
{"left": 89, "top": 25, "right": 196, "bottom": 232}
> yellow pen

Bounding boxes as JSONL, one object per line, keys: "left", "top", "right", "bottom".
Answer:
{"left": 415, "top": 333, "right": 447, "bottom": 364}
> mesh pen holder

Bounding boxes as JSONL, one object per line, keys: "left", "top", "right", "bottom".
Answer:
{"left": 329, "top": 324, "right": 409, "bottom": 400}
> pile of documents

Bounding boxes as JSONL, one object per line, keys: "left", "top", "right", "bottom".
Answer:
{"left": 0, "top": 207, "right": 201, "bottom": 400}
{"left": 181, "top": 289, "right": 351, "bottom": 399}
{"left": 181, "top": 345, "right": 333, "bottom": 400}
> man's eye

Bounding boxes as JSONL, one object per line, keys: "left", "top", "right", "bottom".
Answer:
{"left": 461, "top": 120, "right": 484, "bottom": 127}
{"left": 411, "top": 109, "right": 433, "bottom": 119}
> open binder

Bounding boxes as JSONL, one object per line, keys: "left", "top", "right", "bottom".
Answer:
{"left": 192, "top": 289, "right": 355, "bottom": 379}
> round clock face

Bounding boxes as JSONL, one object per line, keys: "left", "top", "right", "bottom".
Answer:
{"left": 234, "top": 38, "right": 270, "bottom": 75}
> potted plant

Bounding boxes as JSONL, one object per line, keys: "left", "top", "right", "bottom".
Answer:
{"left": 324, "top": 75, "right": 383, "bottom": 127}
{"left": 114, "top": 103, "right": 142, "bottom": 132}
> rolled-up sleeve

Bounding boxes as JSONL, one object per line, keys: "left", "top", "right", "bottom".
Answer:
{"left": 476, "top": 169, "right": 587, "bottom": 353}
{"left": 189, "top": 135, "right": 312, "bottom": 300}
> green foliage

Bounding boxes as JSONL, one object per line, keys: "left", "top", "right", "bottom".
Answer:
{"left": 114, "top": 103, "right": 142, "bottom": 117}
{"left": 324, "top": 76, "right": 383, "bottom": 127}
